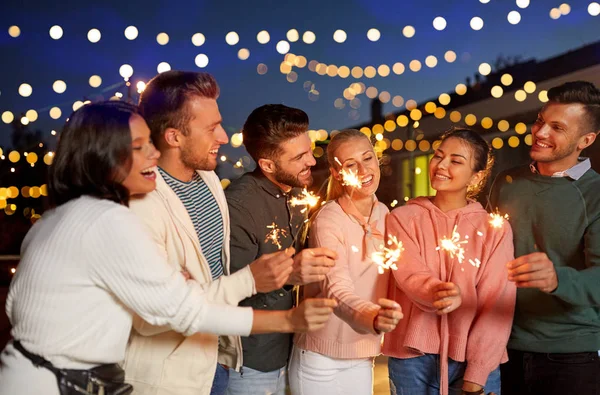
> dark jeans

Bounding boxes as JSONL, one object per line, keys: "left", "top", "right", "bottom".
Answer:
{"left": 210, "top": 363, "right": 230, "bottom": 395}
{"left": 501, "top": 349, "right": 600, "bottom": 395}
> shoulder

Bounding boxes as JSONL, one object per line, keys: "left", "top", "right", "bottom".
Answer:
{"left": 92, "top": 200, "right": 143, "bottom": 230}
{"left": 376, "top": 200, "right": 390, "bottom": 215}
{"left": 312, "top": 200, "right": 346, "bottom": 224}
{"left": 68, "top": 196, "right": 127, "bottom": 222}
{"left": 574, "top": 169, "right": 600, "bottom": 216}
{"left": 129, "top": 189, "right": 165, "bottom": 213}
{"left": 198, "top": 170, "right": 220, "bottom": 183}
{"left": 389, "top": 200, "right": 425, "bottom": 223}
{"left": 225, "top": 173, "right": 259, "bottom": 201}
{"left": 493, "top": 165, "right": 531, "bottom": 187}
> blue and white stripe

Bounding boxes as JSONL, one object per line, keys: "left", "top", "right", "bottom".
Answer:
{"left": 159, "top": 168, "right": 224, "bottom": 280}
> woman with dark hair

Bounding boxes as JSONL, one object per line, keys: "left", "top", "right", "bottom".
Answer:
{"left": 384, "top": 128, "right": 516, "bottom": 395}
{"left": 0, "top": 101, "right": 335, "bottom": 395}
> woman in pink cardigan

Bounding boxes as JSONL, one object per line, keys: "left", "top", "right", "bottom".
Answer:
{"left": 288, "top": 129, "right": 403, "bottom": 395}
{"left": 384, "top": 128, "right": 516, "bottom": 395}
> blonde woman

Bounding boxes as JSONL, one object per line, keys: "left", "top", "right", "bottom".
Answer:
{"left": 289, "top": 129, "right": 403, "bottom": 395}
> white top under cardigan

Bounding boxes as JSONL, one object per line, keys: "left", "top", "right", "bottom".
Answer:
{"left": 5, "top": 195, "right": 253, "bottom": 370}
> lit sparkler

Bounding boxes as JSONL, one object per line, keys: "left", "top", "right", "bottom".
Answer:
{"left": 436, "top": 225, "right": 468, "bottom": 264}
{"left": 265, "top": 222, "right": 288, "bottom": 250}
{"left": 289, "top": 188, "right": 320, "bottom": 207}
{"left": 370, "top": 235, "right": 404, "bottom": 274}
{"left": 489, "top": 211, "right": 509, "bottom": 229}
{"left": 334, "top": 157, "right": 363, "bottom": 190}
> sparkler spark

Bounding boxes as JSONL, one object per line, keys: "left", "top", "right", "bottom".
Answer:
{"left": 340, "top": 168, "right": 362, "bottom": 189}
{"left": 265, "top": 222, "right": 288, "bottom": 250}
{"left": 489, "top": 211, "right": 509, "bottom": 229}
{"left": 436, "top": 225, "right": 468, "bottom": 264}
{"left": 468, "top": 258, "right": 481, "bottom": 268}
{"left": 289, "top": 188, "right": 320, "bottom": 207}
{"left": 334, "top": 157, "right": 363, "bottom": 190}
{"left": 370, "top": 235, "right": 404, "bottom": 274}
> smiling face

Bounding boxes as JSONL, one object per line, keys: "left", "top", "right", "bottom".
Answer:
{"left": 332, "top": 136, "right": 380, "bottom": 199}
{"left": 121, "top": 114, "right": 161, "bottom": 196}
{"left": 271, "top": 132, "right": 316, "bottom": 188}
{"left": 530, "top": 101, "right": 594, "bottom": 174}
{"left": 429, "top": 137, "right": 483, "bottom": 197}
{"left": 179, "top": 96, "right": 229, "bottom": 171}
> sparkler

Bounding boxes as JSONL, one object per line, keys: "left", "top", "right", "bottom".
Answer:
{"left": 335, "top": 157, "right": 363, "bottom": 190}
{"left": 289, "top": 218, "right": 309, "bottom": 249}
{"left": 489, "top": 211, "right": 509, "bottom": 229}
{"left": 370, "top": 235, "right": 404, "bottom": 274}
{"left": 265, "top": 222, "right": 288, "bottom": 250}
{"left": 436, "top": 225, "right": 468, "bottom": 264}
{"left": 289, "top": 188, "right": 320, "bottom": 208}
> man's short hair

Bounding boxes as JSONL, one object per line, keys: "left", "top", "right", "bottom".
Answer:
{"left": 139, "top": 71, "right": 219, "bottom": 146}
{"left": 242, "top": 104, "right": 309, "bottom": 162}
{"left": 547, "top": 81, "right": 600, "bottom": 134}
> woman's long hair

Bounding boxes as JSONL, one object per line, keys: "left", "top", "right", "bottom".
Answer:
{"left": 49, "top": 101, "right": 140, "bottom": 207}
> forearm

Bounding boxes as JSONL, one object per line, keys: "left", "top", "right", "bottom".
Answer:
{"left": 395, "top": 272, "right": 443, "bottom": 312}
{"left": 552, "top": 266, "right": 600, "bottom": 307}
{"left": 198, "top": 266, "right": 256, "bottom": 304}
{"left": 251, "top": 310, "right": 293, "bottom": 334}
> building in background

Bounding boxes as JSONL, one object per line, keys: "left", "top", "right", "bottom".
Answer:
{"left": 311, "top": 40, "right": 600, "bottom": 207}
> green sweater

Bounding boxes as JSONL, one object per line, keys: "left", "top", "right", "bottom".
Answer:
{"left": 489, "top": 165, "right": 600, "bottom": 353}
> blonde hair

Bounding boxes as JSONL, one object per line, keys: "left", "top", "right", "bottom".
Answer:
{"left": 325, "top": 129, "right": 374, "bottom": 201}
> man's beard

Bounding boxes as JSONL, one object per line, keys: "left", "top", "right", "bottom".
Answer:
{"left": 530, "top": 138, "right": 579, "bottom": 164}
{"left": 273, "top": 164, "right": 313, "bottom": 188}
{"left": 181, "top": 145, "right": 213, "bottom": 171}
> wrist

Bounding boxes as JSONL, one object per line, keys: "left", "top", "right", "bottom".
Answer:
{"left": 282, "top": 309, "right": 295, "bottom": 333}
{"left": 372, "top": 315, "right": 381, "bottom": 334}
{"left": 462, "top": 380, "right": 483, "bottom": 394}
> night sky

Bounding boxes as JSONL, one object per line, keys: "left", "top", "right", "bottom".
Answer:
{"left": 1, "top": 0, "right": 600, "bottom": 174}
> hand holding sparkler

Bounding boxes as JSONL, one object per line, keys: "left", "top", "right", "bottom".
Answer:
{"left": 507, "top": 252, "right": 558, "bottom": 293}
{"left": 286, "top": 298, "right": 339, "bottom": 332}
{"left": 373, "top": 298, "right": 403, "bottom": 334}
{"left": 432, "top": 282, "right": 462, "bottom": 315}
{"left": 249, "top": 248, "right": 295, "bottom": 292}
{"left": 288, "top": 247, "right": 337, "bottom": 285}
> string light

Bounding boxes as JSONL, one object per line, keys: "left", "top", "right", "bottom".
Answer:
{"left": 87, "top": 28, "right": 101, "bottom": 43}
{"left": 433, "top": 17, "right": 447, "bottom": 31}
{"left": 195, "top": 54, "right": 209, "bottom": 68}
{"left": 508, "top": 11, "right": 522, "bottom": 24}
{"left": 49, "top": 25, "right": 63, "bottom": 40}
{"left": 225, "top": 31, "right": 240, "bottom": 45}
{"left": 367, "top": 28, "right": 381, "bottom": 41}
{"left": 124, "top": 26, "right": 138, "bottom": 40}
{"left": 191, "top": 33, "right": 206, "bottom": 46}
{"left": 470, "top": 17, "right": 484, "bottom": 30}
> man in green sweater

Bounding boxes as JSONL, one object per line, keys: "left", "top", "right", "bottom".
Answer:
{"left": 490, "top": 81, "right": 600, "bottom": 395}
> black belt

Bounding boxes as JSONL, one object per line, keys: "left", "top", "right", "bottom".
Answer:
{"left": 13, "top": 340, "right": 133, "bottom": 395}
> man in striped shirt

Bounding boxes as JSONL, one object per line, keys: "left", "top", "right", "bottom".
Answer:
{"left": 124, "top": 71, "right": 300, "bottom": 395}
